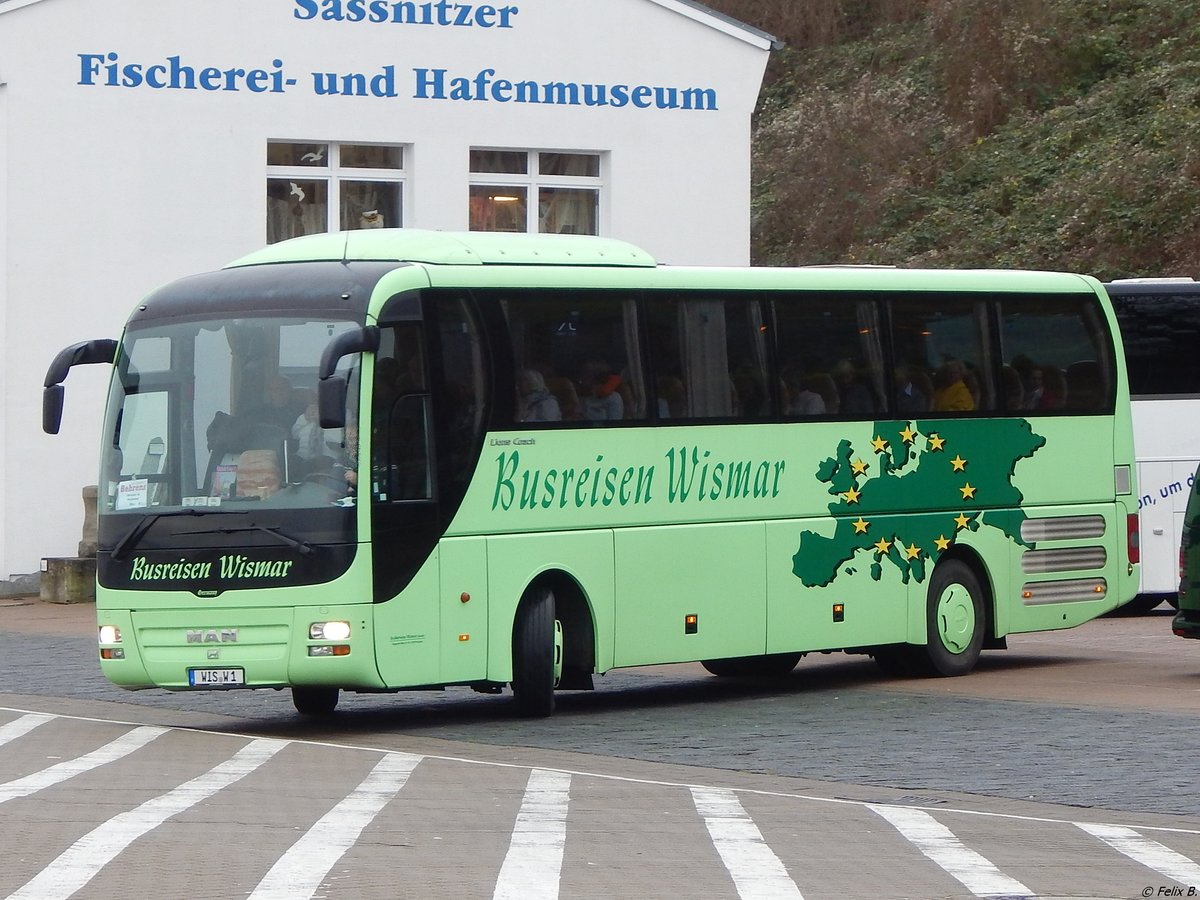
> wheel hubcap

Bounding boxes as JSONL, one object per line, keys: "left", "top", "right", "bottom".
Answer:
{"left": 553, "top": 619, "right": 563, "bottom": 688}
{"left": 936, "top": 584, "right": 975, "bottom": 654}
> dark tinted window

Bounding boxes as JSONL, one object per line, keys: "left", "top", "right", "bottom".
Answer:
{"left": 645, "top": 293, "right": 771, "bottom": 420}
{"left": 1106, "top": 284, "right": 1200, "bottom": 396}
{"left": 999, "top": 294, "right": 1114, "bottom": 413}
{"left": 500, "top": 290, "right": 645, "bottom": 424}
{"left": 772, "top": 294, "right": 884, "bottom": 417}
{"left": 891, "top": 295, "right": 996, "bottom": 413}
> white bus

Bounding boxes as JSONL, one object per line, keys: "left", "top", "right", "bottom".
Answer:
{"left": 1105, "top": 278, "right": 1200, "bottom": 612}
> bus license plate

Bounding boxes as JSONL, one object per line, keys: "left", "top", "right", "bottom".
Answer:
{"left": 188, "top": 668, "right": 245, "bottom": 687}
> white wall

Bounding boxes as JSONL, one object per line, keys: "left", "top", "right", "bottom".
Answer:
{"left": 0, "top": 0, "right": 769, "bottom": 576}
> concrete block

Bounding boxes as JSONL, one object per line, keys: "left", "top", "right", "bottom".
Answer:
{"left": 40, "top": 557, "right": 97, "bottom": 605}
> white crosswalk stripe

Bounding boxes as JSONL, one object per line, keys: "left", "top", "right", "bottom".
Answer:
{"left": 691, "top": 787, "right": 804, "bottom": 899}
{"left": 0, "top": 725, "right": 167, "bottom": 805}
{"left": 0, "top": 713, "right": 53, "bottom": 748}
{"left": 493, "top": 768, "right": 572, "bottom": 900}
{"left": 868, "top": 804, "right": 1034, "bottom": 899}
{"left": 7, "top": 737, "right": 287, "bottom": 900}
{"left": 1077, "top": 822, "right": 1200, "bottom": 891}
{"left": 249, "top": 750, "right": 423, "bottom": 900}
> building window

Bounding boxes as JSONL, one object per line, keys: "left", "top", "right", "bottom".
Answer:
{"left": 267, "top": 142, "right": 405, "bottom": 244}
{"left": 469, "top": 149, "right": 601, "bottom": 235}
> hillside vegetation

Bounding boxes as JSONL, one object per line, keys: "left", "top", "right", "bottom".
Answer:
{"left": 708, "top": 0, "right": 1200, "bottom": 278}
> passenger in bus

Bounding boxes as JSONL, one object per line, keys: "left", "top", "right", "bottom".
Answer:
{"left": 933, "top": 359, "right": 975, "bottom": 411}
{"left": 781, "top": 364, "right": 826, "bottom": 415}
{"left": 1000, "top": 365, "right": 1025, "bottom": 410}
{"left": 291, "top": 391, "right": 339, "bottom": 473}
{"left": 516, "top": 369, "right": 562, "bottom": 422}
{"left": 579, "top": 360, "right": 624, "bottom": 420}
{"left": 657, "top": 375, "right": 688, "bottom": 418}
{"left": 544, "top": 373, "right": 582, "bottom": 420}
{"left": 248, "top": 375, "right": 306, "bottom": 433}
{"left": 330, "top": 420, "right": 359, "bottom": 496}
{"left": 832, "top": 359, "right": 876, "bottom": 414}
{"left": 894, "top": 363, "right": 929, "bottom": 413}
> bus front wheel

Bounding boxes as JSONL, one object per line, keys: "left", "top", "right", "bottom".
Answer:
{"left": 511, "top": 587, "right": 561, "bottom": 718}
{"left": 292, "top": 686, "right": 339, "bottom": 716}
{"left": 924, "top": 559, "right": 985, "bottom": 677}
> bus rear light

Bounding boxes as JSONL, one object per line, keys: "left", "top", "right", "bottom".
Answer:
{"left": 1127, "top": 514, "right": 1140, "bottom": 565}
{"left": 309, "top": 621, "right": 351, "bottom": 641}
{"left": 98, "top": 625, "right": 122, "bottom": 644}
{"left": 308, "top": 645, "right": 351, "bottom": 657}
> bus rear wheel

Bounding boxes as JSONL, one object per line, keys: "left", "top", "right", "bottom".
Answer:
{"left": 292, "top": 686, "right": 339, "bottom": 716}
{"left": 701, "top": 653, "right": 801, "bottom": 678}
{"left": 511, "top": 587, "right": 561, "bottom": 718}
{"left": 923, "top": 559, "right": 985, "bottom": 677}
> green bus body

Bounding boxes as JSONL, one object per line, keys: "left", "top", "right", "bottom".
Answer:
{"left": 1173, "top": 465, "right": 1200, "bottom": 638}
{"left": 47, "top": 230, "right": 1140, "bottom": 716}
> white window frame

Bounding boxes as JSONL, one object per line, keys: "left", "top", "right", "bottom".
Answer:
{"left": 468, "top": 148, "right": 605, "bottom": 235}
{"left": 266, "top": 141, "right": 408, "bottom": 243}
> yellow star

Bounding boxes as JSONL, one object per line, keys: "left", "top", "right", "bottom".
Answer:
{"left": 851, "top": 458, "right": 869, "bottom": 476}
{"left": 934, "top": 534, "right": 952, "bottom": 552}
{"left": 951, "top": 455, "right": 967, "bottom": 472}
{"left": 954, "top": 512, "right": 971, "bottom": 530}
{"left": 927, "top": 434, "right": 945, "bottom": 452}
{"left": 960, "top": 483, "right": 976, "bottom": 500}
{"left": 873, "top": 536, "right": 892, "bottom": 555}
{"left": 871, "top": 435, "right": 889, "bottom": 454}
{"left": 904, "top": 543, "right": 921, "bottom": 560}
{"left": 900, "top": 425, "right": 917, "bottom": 444}
{"left": 852, "top": 517, "right": 870, "bottom": 534}
{"left": 843, "top": 486, "right": 861, "bottom": 504}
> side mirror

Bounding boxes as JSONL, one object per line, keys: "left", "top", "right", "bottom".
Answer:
{"left": 42, "top": 385, "right": 65, "bottom": 435}
{"left": 317, "top": 326, "right": 379, "bottom": 429}
{"left": 43, "top": 338, "right": 118, "bottom": 434}
{"left": 318, "top": 376, "right": 348, "bottom": 429}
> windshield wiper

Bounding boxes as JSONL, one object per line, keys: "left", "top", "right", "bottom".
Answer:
{"left": 110, "top": 508, "right": 213, "bottom": 561}
{"left": 199, "top": 524, "right": 316, "bottom": 557}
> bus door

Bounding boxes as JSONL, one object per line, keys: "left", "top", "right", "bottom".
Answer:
{"left": 370, "top": 292, "right": 490, "bottom": 688}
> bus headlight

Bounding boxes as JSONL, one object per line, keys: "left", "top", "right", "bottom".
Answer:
{"left": 98, "top": 625, "right": 122, "bottom": 644}
{"left": 310, "top": 621, "right": 351, "bottom": 641}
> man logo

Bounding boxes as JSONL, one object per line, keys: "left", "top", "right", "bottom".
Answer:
{"left": 185, "top": 629, "right": 238, "bottom": 644}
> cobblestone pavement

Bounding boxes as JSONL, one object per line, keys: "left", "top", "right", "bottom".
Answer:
{"left": 2, "top": 598, "right": 1197, "bottom": 817}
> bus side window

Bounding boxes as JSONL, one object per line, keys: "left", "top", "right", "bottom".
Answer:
{"left": 999, "top": 295, "right": 1114, "bottom": 413}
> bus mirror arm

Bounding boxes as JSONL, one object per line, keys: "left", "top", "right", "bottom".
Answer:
{"left": 317, "top": 326, "right": 379, "bottom": 429}
{"left": 42, "top": 339, "right": 119, "bottom": 434}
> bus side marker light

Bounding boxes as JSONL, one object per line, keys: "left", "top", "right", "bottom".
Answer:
{"left": 459, "top": 634, "right": 470, "bottom": 642}
{"left": 832, "top": 604, "right": 845, "bottom": 623}
{"left": 461, "top": 592, "right": 471, "bottom": 604}
{"left": 685, "top": 614, "right": 698, "bottom": 635}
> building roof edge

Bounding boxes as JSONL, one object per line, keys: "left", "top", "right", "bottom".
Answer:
{"left": 642, "top": 0, "right": 782, "bottom": 50}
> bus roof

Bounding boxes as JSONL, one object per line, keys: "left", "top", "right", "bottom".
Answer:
{"left": 226, "top": 229, "right": 658, "bottom": 269}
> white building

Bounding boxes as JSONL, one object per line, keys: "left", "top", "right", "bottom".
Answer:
{"left": 0, "top": 0, "right": 774, "bottom": 581}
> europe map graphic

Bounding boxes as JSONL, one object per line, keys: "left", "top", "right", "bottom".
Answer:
{"left": 792, "top": 420, "right": 1046, "bottom": 587}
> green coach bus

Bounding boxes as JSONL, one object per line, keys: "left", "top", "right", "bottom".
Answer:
{"left": 43, "top": 230, "right": 1140, "bottom": 716}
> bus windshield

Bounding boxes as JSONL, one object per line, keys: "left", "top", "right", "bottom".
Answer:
{"left": 99, "top": 314, "right": 363, "bottom": 544}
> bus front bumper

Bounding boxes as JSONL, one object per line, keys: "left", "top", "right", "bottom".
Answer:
{"left": 97, "top": 605, "right": 384, "bottom": 691}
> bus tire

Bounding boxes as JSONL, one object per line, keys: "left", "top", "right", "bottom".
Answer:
{"left": 701, "top": 653, "right": 801, "bottom": 678}
{"left": 924, "top": 559, "right": 985, "bottom": 677}
{"left": 511, "top": 587, "right": 559, "bottom": 718}
{"left": 292, "top": 686, "right": 339, "bottom": 716}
